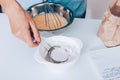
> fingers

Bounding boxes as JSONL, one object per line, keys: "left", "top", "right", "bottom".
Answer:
{"left": 14, "top": 28, "right": 38, "bottom": 47}
{"left": 26, "top": 18, "right": 41, "bottom": 47}
{"left": 27, "top": 13, "right": 41, "bottom": 43}
{"left": 22, "top": 12, "right": 41, "bottom": 47}
{"left": 30, "top": 20, "right": 41, "bottom": 41}
{"left": 24, "top": 29, "right": 39, "bottom": 47}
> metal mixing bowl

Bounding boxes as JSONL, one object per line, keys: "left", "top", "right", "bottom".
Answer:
{"left": 27, "top": 2, "right": 74, "bottom": 31}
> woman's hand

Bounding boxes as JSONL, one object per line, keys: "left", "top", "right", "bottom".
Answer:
{"left": 0, "top": 0, "right": 41, "bottom": 47}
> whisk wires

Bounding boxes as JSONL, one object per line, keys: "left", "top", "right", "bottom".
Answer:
{"left": 43, "top": 0, "right": 62, "bottom": 30}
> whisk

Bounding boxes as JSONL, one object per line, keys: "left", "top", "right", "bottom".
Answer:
{"left": 41, "top": 0, "right": 67, "bottom": 30}
{"left": 28, "top": 1, "right": 73, "bottom": 31}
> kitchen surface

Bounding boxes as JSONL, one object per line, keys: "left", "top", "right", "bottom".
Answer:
{"left": 0, "top": 13, "right": 107, "bottom": 80}
{"left": 1, "top": 0, "right": 120, "bottom": 80}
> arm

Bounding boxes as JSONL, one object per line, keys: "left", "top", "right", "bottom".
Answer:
{"left": 0, "top": 0, "right": 41, "bottom": 47}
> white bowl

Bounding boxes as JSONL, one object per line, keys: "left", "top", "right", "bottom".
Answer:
{"left": 34, "top": 36, "right": 83, "bottom": 72}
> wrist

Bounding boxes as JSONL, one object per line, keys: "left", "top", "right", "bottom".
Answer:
{"left": 0, "top": 0, "right": 18, "bottom": 13}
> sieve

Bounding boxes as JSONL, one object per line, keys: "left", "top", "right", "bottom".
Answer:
{"left": 43, "top": 40, "right": 70, "bottom": 64}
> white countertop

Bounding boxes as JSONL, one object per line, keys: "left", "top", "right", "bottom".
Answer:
{"left": 0, "top": 14, "right": 106, "bottom": 80}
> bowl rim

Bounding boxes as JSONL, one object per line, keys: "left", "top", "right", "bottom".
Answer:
{"left": 27, "top": 2, "right": 74, "bottom": 31}
{"left": 34, "top": 36, "right": 83, "bottom": 65}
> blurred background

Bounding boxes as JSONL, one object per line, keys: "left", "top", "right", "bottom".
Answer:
{"left": 0, "top": 0, "right": 114, "bottom": 19}
{"left": 17, "top": 0, "right": 114, "bottom": 19}
{"left": 86, "top": 0, "right": 114, "bottom": 19}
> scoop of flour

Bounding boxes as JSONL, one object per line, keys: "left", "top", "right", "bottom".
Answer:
{"left": 43, "top": 37, "right": 81, "bottom": 63}
{"left": 50, "top": 46, "right": 71, "bottom": 62}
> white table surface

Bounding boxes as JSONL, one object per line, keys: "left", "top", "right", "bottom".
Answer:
{"left": 0, "top": 14, "right": 106, "bottom": 80}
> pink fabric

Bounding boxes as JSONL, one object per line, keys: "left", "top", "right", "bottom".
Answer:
{"left": 98, "top": 6, "right": 120, "bottom": 47}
